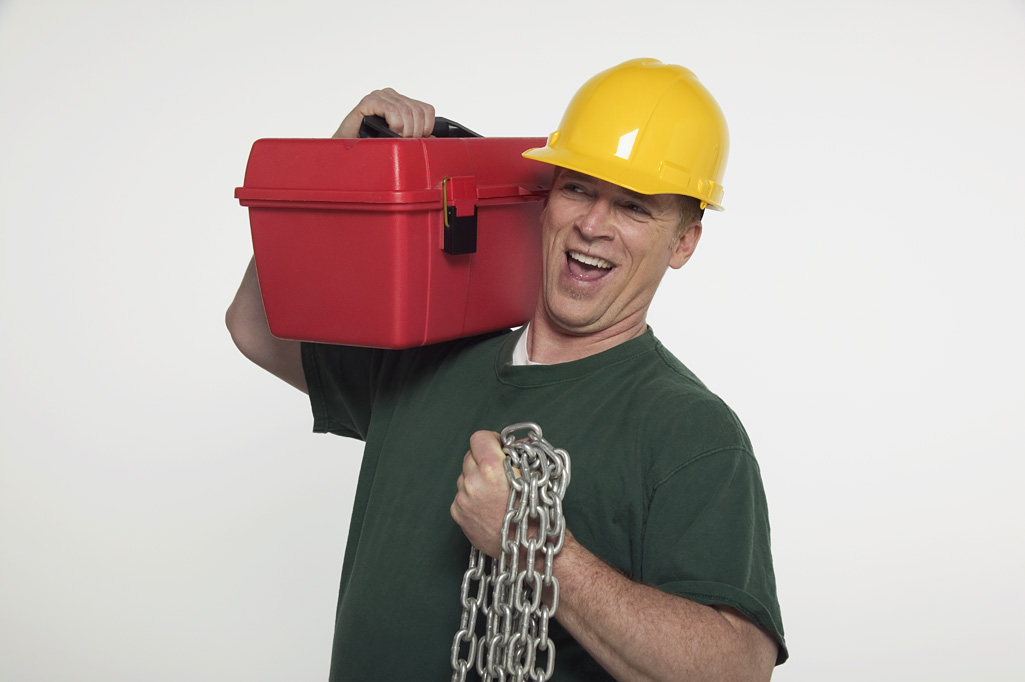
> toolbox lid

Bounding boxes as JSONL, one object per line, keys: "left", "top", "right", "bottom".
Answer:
{"left": 235, "top": 137, "right": 549, "bottom": 209}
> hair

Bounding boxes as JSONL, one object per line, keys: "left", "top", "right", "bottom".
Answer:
{"left": 676, "top": 195, "right": 705, "bottom": 232}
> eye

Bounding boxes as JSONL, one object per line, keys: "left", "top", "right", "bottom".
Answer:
{"left": 622, "top": 202, "right": 650, "bottom": 217}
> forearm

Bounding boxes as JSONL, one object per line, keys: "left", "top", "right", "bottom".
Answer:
{"left": 225, "top": 256, "right": 307, "bottom": 392}
{"left": 553, "top": 532, "right": 777, "bottom": 682}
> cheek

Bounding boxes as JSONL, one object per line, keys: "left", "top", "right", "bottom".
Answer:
{"left": 539, "top": 206, "right": 565, "bottom": 253}
{"left": 538, "top": 209, "right": 559, "bottom": 274}
{"left": 624, "top": 231, "right": 675, "bottom": 277}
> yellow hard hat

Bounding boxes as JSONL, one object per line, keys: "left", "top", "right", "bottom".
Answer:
{"left": 523, "top": 58, "right": 729, "bottom": 210}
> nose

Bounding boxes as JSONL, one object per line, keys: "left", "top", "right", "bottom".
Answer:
{"left": 577, "top": 198, "right": 614, "bottom": 240}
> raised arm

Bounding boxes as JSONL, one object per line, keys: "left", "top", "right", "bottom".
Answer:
{"left": 227, "top": 89, "right": 437, "bottom": 391}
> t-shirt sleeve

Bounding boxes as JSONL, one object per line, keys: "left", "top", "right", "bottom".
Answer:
{"left": 643, "top": 446, "right": 788, "bottom": 664}
{"left": 301, "top": 341, "right": 379, "bottom": 440}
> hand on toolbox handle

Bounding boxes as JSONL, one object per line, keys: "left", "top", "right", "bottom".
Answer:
{"left": 359, "top": 115, "right": 481, "bottom": 139}
{"left": 332, "top": 87, "right": 435, "bottom": 139}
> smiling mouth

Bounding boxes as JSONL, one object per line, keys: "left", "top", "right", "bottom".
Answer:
{"left": 568, "top": 251, "right": 613, "bottom": 269}
{"left": 567, "top": 251, "right": 614, "bottom": 280}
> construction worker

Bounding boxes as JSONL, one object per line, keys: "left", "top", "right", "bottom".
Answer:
{"left": 227, "top": 58, "right": 786, "bottom": 681}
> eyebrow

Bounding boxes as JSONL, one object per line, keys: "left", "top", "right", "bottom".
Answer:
{"left": 562, "top": 170, "right": 660, "bottom": 205}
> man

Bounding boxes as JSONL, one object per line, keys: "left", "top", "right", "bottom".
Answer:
{"left": 227, "top": 58, "right": 786, "bottom": 681}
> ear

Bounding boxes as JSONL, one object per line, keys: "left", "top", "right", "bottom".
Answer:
{"left": 669, "top": 220, "right": 702, "bottom": 269}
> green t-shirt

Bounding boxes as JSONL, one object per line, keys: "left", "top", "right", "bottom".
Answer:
{"left": 303, "top": 327, "right": 786, "bottom": 680}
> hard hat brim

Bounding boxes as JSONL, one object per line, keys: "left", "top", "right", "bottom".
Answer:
{"left": 522, "top": 145, "right": 724, "bottom": 211}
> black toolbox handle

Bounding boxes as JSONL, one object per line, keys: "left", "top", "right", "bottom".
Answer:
{"left": 359, "top": 115, "right": 482, "bottom": 139}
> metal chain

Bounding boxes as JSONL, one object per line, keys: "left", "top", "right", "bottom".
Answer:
{"left": 451, "top": 422, "right": 572, "bottom": 682}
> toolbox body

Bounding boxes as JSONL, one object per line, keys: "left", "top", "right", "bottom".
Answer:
{"left": 235, "top": 136, "right": 549, "bottom": 348}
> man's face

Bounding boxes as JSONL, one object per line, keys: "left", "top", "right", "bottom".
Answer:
{"left": 535, "top": 169, "right": 702, "bottom": 337}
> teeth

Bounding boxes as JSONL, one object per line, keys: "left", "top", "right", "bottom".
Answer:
{"left": 569, "top": 251, "right": 613, "bottom": 269}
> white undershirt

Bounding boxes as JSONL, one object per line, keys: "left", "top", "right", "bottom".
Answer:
{"left": 511, "top": 324, "right": 545, "bottom": 366}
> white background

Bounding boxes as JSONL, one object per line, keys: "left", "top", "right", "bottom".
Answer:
{"left": 2, "top": 0, "right": 1023, "bottom": 680}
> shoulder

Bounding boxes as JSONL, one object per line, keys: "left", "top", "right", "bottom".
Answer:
{"left": 631, "top": 337, "right": 741, "bottom": 420}
{"left": 629, "top": 338, "right": 755, "bottom": 473}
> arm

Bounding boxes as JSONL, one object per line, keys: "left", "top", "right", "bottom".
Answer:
{"left": 553, "top": 534, "right": 778, "bottom": 682}
{"left": 225, "top": 256, "right": 307, "bottom": 392}
{"left": 450, "top": 431, "right": 778, "bottom": 682}
{"left": 227, "top": 89, "right": 437, "bottom": 389}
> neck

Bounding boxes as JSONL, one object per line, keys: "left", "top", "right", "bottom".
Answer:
{"left": 526, "top": 313, "right": 649, "bottom": 365}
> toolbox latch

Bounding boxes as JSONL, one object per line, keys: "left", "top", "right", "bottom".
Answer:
{"left": 442, "top": 176, "right": 477, "bottom": 255}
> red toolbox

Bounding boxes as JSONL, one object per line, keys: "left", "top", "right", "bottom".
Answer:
{"left": 235, "top": 133, "right": 549, "bottom": 348}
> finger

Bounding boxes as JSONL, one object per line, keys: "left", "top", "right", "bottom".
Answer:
{"left": 389, "top": 102, "right": 414, "bottom": 137}
{"left": 457, "top": 451, "right": 488, "bottom": 502}
{"left": 350, "top": 89, "right": 401, "bottom": 135}
{"left": 372, "top": 88, "right": 434, "bottom": 138}
{"left": 387, "top": 103, "right": 419, "bottom": 138}
{"left": 461, "top": 448, "right": 478, "bottom": 478}
{"left": 397, "top": 102, "right": 432, "bottom": 138}
{"left": 469, "top": 430, "right": 504, "bottom": 464}
{"left": 470, "top": 433, "right": 512, "bottom": 490}
{"left": 413, "top": 102, "right": 436, "bottom": 138}
{"left": 378, "top": 88, "right": 431, "bottom": 137}
{"left": 408, "top": 108, "right": 424, "bottom": 138}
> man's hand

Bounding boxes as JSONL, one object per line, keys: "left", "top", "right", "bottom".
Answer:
{"left": 450, "top": 430, "right": 510, "bottom": 558}
{"left": 332, "top": 87, "right": 436, "bottom": 139}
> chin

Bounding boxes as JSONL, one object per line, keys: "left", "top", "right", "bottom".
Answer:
{"left": 544, "top": 305, "right": 607, "bottom": 335}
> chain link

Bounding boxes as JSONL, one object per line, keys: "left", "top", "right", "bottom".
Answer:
{"left": 451, "top": 422, "right": 572, "bottom": 682}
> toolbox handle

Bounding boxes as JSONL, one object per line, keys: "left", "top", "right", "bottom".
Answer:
{"left": 359, "top": 115, "right": 482, "bottom": 139}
